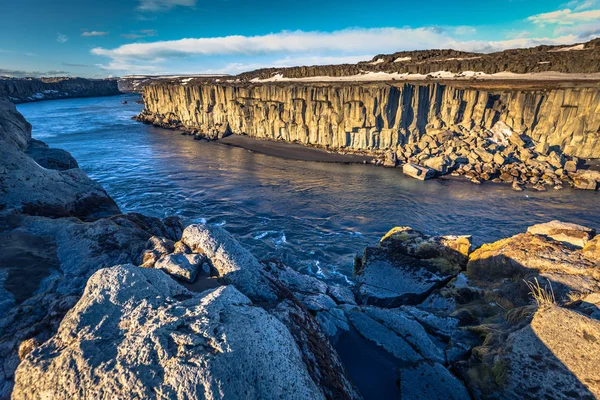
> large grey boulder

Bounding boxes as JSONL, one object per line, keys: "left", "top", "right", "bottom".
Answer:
{"left": 182, "top": 224, "right": 279, "bottom": 302}
{"left": 402, "top": 163, "right": 435, "bottom": 180}
{"left": 0, "top": 212, "right": 182, "bottom": 397}
{"left": 13, "top": 265, "right": 325, "bottom": 400}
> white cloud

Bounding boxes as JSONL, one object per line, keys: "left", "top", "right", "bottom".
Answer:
{"left": 57, "top": 33, "right": 68, "bottom": 43}
{"left": 92, "top": 27, "right": 582, "bottom": 61}
{"left": 137, "top": 0, "right": 195, "bottom": 11}
{"left": 528, "top": 8, "right": 600, "bottom": 25}
{"left": 82, "top": 31, "right": 109, "bottom": 37}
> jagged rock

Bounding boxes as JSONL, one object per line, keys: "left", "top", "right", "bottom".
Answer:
{"left": 327, "top": 285, "right": 357, "bottom": 305}
{"left": 155, "top": 252, "right": 208, "bottom": 282}
{"left": 527, "top": 220, "right": 596, "bottom": 248}
{"left": 299, "top": 293, "right": 337, "bottom": 312}
{"left": 583, "top": 236, "right": 600, "bottom": 261}
{"left": 263, "top": 260, "right": 328, "bottom": 295}
{"left": 0, "top": 212, "right": 181, "bottom": 397}
{"left": 422, "top": 155, "right": 450, "bottom": 174}
{"left": 564, "top": 160, "right": 577, "bottom": 173}
{"left": 403, "top": 163, "right": 435, "bottom": 180}
{"left": 573, "top": 170, "right": 600, "bottom": 190}
{"left": 0, "top": 101, "right": 120, "bottom": 220}
{"left": 13, "top": 265, "right": 326, "bottom": 400}
{"left": 380, "top": 226, "right": 471, "bottom": 270}
{"left": 400, "top": 362, "right": 470, "bottom": 400}
{"left": 139, "top": 235, "right": 175, "bottom": 268}
{"left": 383, "top": 150, "right": 397, "bottom": 167}
{"left": 181, "top": 224, "right": 278, "bottom": 302}
{"left": 316, "top": 308, "right": 350, "bottom": 338}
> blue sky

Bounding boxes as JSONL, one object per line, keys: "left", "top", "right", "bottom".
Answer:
{"left": 1, "top": 0, "right": 599, "bottom": 78}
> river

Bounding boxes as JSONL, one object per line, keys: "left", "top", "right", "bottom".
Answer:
{"left": 18, "top": 94, "right": 600, "bottom": 285}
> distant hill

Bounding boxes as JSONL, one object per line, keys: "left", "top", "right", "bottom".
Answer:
{"left": 236, "top": 38, "right": 600, "bottom": 80}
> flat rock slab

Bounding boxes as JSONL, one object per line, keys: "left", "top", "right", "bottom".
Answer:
{"left": 527, "top": 220, "right": 596, "bottom": 248}
{"left": 402, "top": 163, "right": 435, "bottom": 180}
{"left": 485, "top": 306, "right": 600, "bottom": 399}
{"left": 400, "top": 362, "right": 470, "bottom": 400}
{"left": 356, "top": 248, "right": 453, "bottom": 307}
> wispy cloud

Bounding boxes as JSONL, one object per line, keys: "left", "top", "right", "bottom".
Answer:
{"left": 528, "top": 8, "right": 600, "bottom": 25}
{"left": 63, "top": 63, "right": 90, "bottom": 67}
{"left": 56, "top": 33, "right": 68, "bottom": 43}
{"left": 0, "top": 69, "right": 68, "bottom": 78}
{"left": 137, "top": 0, "right": 195, "bottom": 11}
{"left": 563, "top": 0, "right": 599, "bottom": 11}
{"left": 121, "top": 29, "right": 158, "bottom": 39}
{"left": 82, "top": 31, "right": 109, "bottom": 37}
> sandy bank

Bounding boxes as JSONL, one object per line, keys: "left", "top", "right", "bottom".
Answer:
{"left": 218, "top": 134, "right": 373, "bottom": 163}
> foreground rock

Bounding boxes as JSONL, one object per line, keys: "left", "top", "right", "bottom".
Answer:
{"left": 14, "top": 266, "right": 324, "bottom": 399}
{"left": 0, "top": 99, "right": 119, "bottom": 219}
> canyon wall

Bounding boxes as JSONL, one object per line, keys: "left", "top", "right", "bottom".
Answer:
{"left": 0, "top": 77, "right": 120, "bottom": 103}
{"left": 140, "top": 82, "right": 600, "bottom": 159}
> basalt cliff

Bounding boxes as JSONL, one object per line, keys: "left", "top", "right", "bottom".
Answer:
{"left": 0, "top": 77, "right": 120, "bottom": 103}
{"left": 137, "top": 80, "right": 600, "bottom": 190}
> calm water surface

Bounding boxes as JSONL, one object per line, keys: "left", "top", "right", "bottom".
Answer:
{"left": 18, "top": 94, "right": 600, "bottom": 285}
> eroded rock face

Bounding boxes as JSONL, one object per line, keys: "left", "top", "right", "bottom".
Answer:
{"left": 13, "top": 266, "right": 325, "bottom": 400}
{"left": 139, "top": 82, "right": 600, "bottom": 160}
{"left": 0, "top": 77, "right": 120, "bottom": 104}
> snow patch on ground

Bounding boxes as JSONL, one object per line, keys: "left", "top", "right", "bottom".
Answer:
{"left": 248, "top": 70, "right": 600, "bottom": 83}
{"left": 549, "top": 44, "right": 585, "bottom": 52}
{"left": 441, "top": 56, "right": 481, "bottom": 61}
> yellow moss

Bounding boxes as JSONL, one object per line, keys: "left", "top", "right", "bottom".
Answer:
{"left": 380, "top": 226, "right": 412, "bottom": 243}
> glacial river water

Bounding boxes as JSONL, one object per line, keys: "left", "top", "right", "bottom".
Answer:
{"left": 18, "top": 94, "right": 600, "bottom": 285}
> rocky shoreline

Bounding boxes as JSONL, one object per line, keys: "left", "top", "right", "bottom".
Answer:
{"left": 2, "top": 97, "right": 600, "bottom": 399}
{"left": 0, "top": 77, "right": 120, "bottom": 104}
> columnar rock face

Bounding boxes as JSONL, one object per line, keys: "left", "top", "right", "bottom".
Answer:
{"left": 139, "top": 82, "right": 600, "bottom": 159}
{"left": 0, "top": 77, "right": 120, "bottom": 103}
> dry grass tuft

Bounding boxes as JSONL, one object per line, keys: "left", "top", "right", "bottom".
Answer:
{"left": 524, "top": 277, "right": 556, "bottom": 307}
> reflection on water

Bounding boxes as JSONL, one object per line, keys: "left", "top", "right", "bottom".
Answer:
{"left": 18, "top": 95, "right": 600, "bottom": 285}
